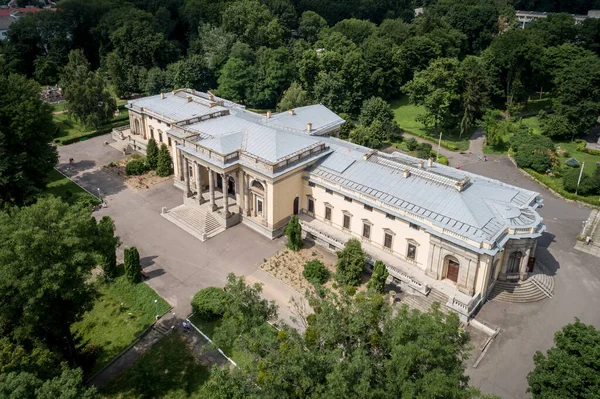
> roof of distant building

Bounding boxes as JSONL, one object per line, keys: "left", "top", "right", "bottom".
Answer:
{"left": 0, "top": 15, "right": 13, "bottom": 30}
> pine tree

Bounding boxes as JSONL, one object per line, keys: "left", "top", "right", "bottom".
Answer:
{"left": 146, "top": 138, "right": 159, "bottom": 170}
{"left": 124, "top": 247, "right": 141, "bottom": 284}
{"left": 156, "top": 144, "right": 172, "bottom": 177}
{"left": 367, "top": 260, "right": 389, "bottom": 294}
{"left": 285, "top": 215, "right": 302, "bottom": 251}
{"left": 97, "top": 216, "right": 120, "bottom": 279}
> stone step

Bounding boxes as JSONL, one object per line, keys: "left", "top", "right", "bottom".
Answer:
{"left": 401, "top": 291, "right": 451, "bottom": 314}
{"left": 428, "top": 288, "right": 449, "bottom": 305}
{"left": 154, "top": 323, "right": 172, "bottom": 336}
{"left": 489, "top": 278, "right": 550, "bottom": 303}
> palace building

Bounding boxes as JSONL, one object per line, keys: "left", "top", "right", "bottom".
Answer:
{"left": 115, "top": 89, "right": 545, "bottom": 319}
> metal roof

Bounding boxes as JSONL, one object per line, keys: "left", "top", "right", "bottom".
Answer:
{"left": 127, "top": 92, "right": 228, "bottom": 122}
{"left": 266, "top": 105, "right": 345, "bottom": 135}
{"left": 310, "top": 138, "right": 543, "bottom": 243}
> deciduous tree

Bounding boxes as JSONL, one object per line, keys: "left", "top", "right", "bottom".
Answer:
{"left": 0, "top": 74, "right": 57, "bottom": 207}
{"left": 298, "top": 11, "right": 328, "bottom": 43}
{"left": 336, "top": 238, "right": 366, "bottom": 286}
{"left": 527, "top": 319, "right": 600, "bottom": 398}
{"left": 277, "top": 82, "right": 312, "bottom": 111}
{"left": 0, "top": 197, "right": 99, "bottom": 365}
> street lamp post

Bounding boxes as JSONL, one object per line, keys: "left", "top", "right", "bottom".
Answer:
{"left": 576, "top": 161, "right": 585, "bottom": 195}
{"left": 436, "top": 132, "right": 442, "bottom": 162}
{"left": 97, "top": 188, "right": 102, "bottom": 202}
{"left": 154, "top": 299, "right": 158, "bottom": 320}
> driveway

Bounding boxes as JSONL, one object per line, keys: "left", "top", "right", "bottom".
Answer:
{"left": 461, "top": 155, "right": 600, "bottom": 399}
{"left": 57, "top": 136, "right": 305, "bottom": 328}
{"left": 59, "top": 136, "right": 600, "bottom": 398}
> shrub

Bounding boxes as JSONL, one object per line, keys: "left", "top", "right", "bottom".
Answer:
{"left": 285, "top": 215, "right": 302, "bottom": 251}
{"left": 303, "top": 259, "right": 328, "bottom": 285}
{"left": 565, "top": 157, "right": 580, "bottom": 168}
{"left": 367, "top": 260, "right": 389, "bottom": 294}
{"left": 124, "top": 247, "right": 141, "bottom": 284}
{"left": 336, "top": 238, "right": 366, "bottom": 287}
{"left": 415, "top": 142, "right": 432, "bottom": 159}
{"left": 146, "top": 138, "right": 159, "bottom": 169}
{"left": 345, "top": 285, "right": 357, "bottom": 296}
{"left": 156, "top": 144, "right": 172, "bottom": 176}
{"left": 405, "top": 137, "right": 419, "bottom": 151}
{"left": 125, "top": 159, "right": 148, "bottom": 176}
{"left": 191, "top": 287, "right": 229, "bottom": 320}
{"left": 437, "top": 155, "right": 449, "bottom": 165}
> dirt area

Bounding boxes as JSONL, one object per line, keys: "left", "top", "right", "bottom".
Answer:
{"left": 102, "top": 158, "right": 171, "bottom": 191}
{"left": 260, "top": 243, "right": 339, "bottom": 294}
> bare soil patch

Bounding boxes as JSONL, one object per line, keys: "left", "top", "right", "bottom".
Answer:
{"left": 260, "top": 243, "right": 338, "bottom": 293}
{"left": 102, "top": 158, "right": 171, "bottom": 191}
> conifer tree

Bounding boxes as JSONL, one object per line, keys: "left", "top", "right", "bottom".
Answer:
{"left": 156, "top": 144, "right": 172, "bottom": 177}
{"left": 367, "top": 260, "right": 389, "bottom": 293}
{"left": 285, "top": 215, "right": 302, "bottom": 251}
{"left": 146, "top": 138, "right": 159, "bottom": 170}
{"left": 124, "top": 247, "right": 141, "bottom": 284}
{"left": 336, "top": 238, "right": 366, "bottom": 286}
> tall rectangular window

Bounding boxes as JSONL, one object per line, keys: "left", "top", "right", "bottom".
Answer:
{"left": 343, "top": 214, "right": 351, "bottom": 230}
{"left": 168, "top": 137, "right": 172, "bottom": 146}
{"left": 407, "top": 244, "right": 417, "bottom": 260}
{"left": 308, "top": 198, "right": 314, "bottom": 213}
{"left": 159, "top": 132, "right": 163, "bottom": 142}
{"left": 362, "top": 223, "right": 371, "bottom": 239}
{"left": 384, "top": 233, "right": 393, "bottom": 249}
{"left": 325, "top": 206, "right": 332, "bottom": 221}
{"left": 150, "top": 127, "right": 154, "bottom": 139}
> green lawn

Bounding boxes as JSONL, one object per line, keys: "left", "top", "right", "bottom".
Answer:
{"left": 390, "top": 96, "right": 470, "bottom": 151}
{"left": 53, "top": 108, "right": 129, "bottom": 145}
{"left": 43, "top": 169, "right": 100, "bottom": 205}
{"left": 101, "top": 333, "right": 210, "bottom": 399}
{"left": 520, "top": 115, "right": 542, "bottom": 135}
{"left": 187, "top": 314, "right": 260, "bottom": 369}
{"left": 556, "top": 141, "right": 600, "bottom": 175}
{"left": 50, "top": 101, "right": 67, "bottom": 112}
{"left": 72, "top": 272, "right": 170, "bottom": 374}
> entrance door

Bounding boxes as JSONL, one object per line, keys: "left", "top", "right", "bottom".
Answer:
{"left": 447, "top": 259, "right": 460, "bottom": 283}
{"left": 228, "top": 176, "right": 235, "bottom": 196}
{"left": 216, "top": 174, "right": 223, "bottom": 191}
{"left": 293, "top": 197, "right": 299, "bottom": 215}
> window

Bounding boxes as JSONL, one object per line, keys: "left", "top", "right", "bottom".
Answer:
{"left": 325, "top": 206, "right": 332, "bottom": 221}
{"left": 409, "top": 222, "right": 419, "bottom": 230}
{"left": 150, "top": 127, "right": 154, "bottom": 140}
{"left": 384, "top": 233, "right": 393, "bottom": 249}
{"left": 507, "top": 251, "right": 523, "bottom": 274}
{"left": 407, "top": 244, "right": 416, "bottom": 260}
{"left": 326, "top": 188, "right": 333, "bottom": 195}
{"left": 344, "top": 196, "right": 352, "bottom": 202}
{"left": 364, "top": 205, "right": 373, "bottom": 212}
{"left": 308, "top": 181, "right": 316, "bottom": 187}
{"left": 329, "top": 243, "right": 336, "bottom": 250}
{"left": 159, "top": 131, "right": 163, "bottom": 143}
{"left": 256, "top": 197, "right": 263, "bottom": 215}
{"left": 168, "top": 137, "right": 172, "bottom": 146}
{"left": 343, "top": 214, "right": 351, "bottom": 230}
{"left": 362, "top": 223, "right": 371, "bottom": 239}
{"left": 386, "top": 213, "right": 395, "bottom": 220}
{"left": 188, "top": 165, "right": 193, "bottom": 178}
{"left": 308, "top": 198, "right": 315, "bottom": 213}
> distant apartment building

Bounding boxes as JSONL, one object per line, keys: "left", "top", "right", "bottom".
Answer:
{"left": 516, "top": 9, "right": 599, "bottom": 28}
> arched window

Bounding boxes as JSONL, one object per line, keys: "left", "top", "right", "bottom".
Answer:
{"left": 251, "top": 180, "right": 265, "bottom": 191}
{"left": 507, "top": 251, "right": 523, "bottom": 274}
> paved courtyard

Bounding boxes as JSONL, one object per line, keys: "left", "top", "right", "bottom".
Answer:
{"left": 58, "top": 136, "right": 600, "bottom": 398}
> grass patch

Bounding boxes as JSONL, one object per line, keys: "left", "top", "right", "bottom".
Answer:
{"left": 555, "top": 141, "right": 600, "bottom": 175}
{"left": 519, "top": 115, "right": 542, "bottom": 135}
{"left": 524, "top": 168, "right": 600, "bottom": 207}
{"left": 43, "top": 169, "right": 100, "bottom": 205}
{"left": 53, "top": 107, "right": 129, "bottom": 145}
{"left": 102, "top": 333, "right": 210, "bottom": 399}
{"left": 187, "top": 314, "right": 260, "bottom": 369}
{"left": 390, "top": 96, "right": 470, "bottom": 151}
{"left": 71, "top": 272, "right": 170, "bottom": 374}
{"left": 50, "top": 101, "right": 67, "bottom": 112}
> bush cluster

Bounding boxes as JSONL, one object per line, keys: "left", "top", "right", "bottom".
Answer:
{"left": 303, "top": 259, "right": 328, "bottom": 285}
{"left": 191, "top": 287, "right": 229, "bottom": 320}
{"left": 125, "top": 159, "right": 148, "bottom": 176}
{"left": 511, "top": 133, "right": 556, "bottom": 173}
{"left": 565, "top": 157, "right": 580, "bottom": 168}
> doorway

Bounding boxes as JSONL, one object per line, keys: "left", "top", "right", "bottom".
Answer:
{"left": 293, "top": 197, "right": 299, "bottom": 215}
{"left": 446, "top": 258, "right": 460, "bottom": 283}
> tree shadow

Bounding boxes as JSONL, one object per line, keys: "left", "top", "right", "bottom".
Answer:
{"left": 534, "top": 232, "right": 559, "bottom": 277}
{"left": 140, "top": 255, "right": 159, "bottom": 268}
{"left": 57, "top": 160, "right": 97, "bottom": 176}
{"left": 145, "top": 268, "right": 165, "bottom": 280}
{"left": 75, "top": 169, "right": 128, "bottom": 197}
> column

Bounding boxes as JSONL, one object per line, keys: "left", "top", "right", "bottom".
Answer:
{"left": 195, "top": 162, "right": 204, "bottom": 205}
{"left": 183, "top": 157, "right": 190, "bottom": 198}
{"left": 520, "top": 246, "right": 531, "bottom": 281}
{"left": 262, "top": 180, "right": 268, "bottom": 226}
{"left": 235, "top": 169, "right": 242, "bottom": 213}
{"left": 244, "top": 173, "right": 251, "bottom": 216}
{"left": 222, "top": 173, "right": 230, "bottom": 217}
{"left": 177, "top": 149, "right": 184, "bottom": 181}
{"left": 208, "top": 168, "right": 217, "bottom": 211}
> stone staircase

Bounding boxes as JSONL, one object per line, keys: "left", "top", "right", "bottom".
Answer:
{"left": 488, "top": 273, "right": 554, "bottom": 303}
{"left": 401, "top": 288, "right": 451, "bottom": 314}
{"left": 162, "top": 204, "right": 225, "bottom": 241}
{"left": 154, "top": 322, "right": 174, "bottom": 337}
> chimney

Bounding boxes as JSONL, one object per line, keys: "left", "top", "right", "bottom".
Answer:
{"left": 403, "top": 169, "right": 410, "bottom": 178}
{"left": 187, "top": 96, "right": 192, "bottom": 103}
{"left": 207, "top": 90, "right": 215, "bottom": 101}
{"left": 427, "top": 158, "right": 433, "bottom": 167}
{"left": 191, "top": 89, "right": 196, "bottom": 94}
{"left": 307, "top": 122, "right": 312, "bottom": 132}
{"left": 266, "top": 111, "right": 271, "bottom": 119}
{"left": 160, "top": 92, "right": 164, "bottom": 99}
{"left": 289, "top": 109, "right": 295, "bottom": 115}
{"left": 418, "top": 160, "right": 424, "bottom": 168}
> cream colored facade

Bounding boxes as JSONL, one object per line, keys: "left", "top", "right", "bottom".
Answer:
{"left": 124, "top": 89, "right": 545, "bottom": 320}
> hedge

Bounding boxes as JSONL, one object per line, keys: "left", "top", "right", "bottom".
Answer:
{"left": 54, "top": 114, "right": 130, "bottom": 145}
{"left": 575, "top": 139, "right": 600, "bottom": 156}
{"left": 524, "top": 168, "right": 600, "bottom": 206}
